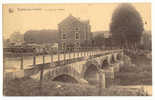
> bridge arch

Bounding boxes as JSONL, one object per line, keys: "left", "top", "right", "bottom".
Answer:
{"left": 53, "top": 74, "right": 78, "bottom": 83}
{"left": 107, "top": 55, "right": 112, "bottom": 65}
{"left": 107, "top": 54, "right": 115, "bottom": 65}
{"left": 43, "top": 66, "right": 81, "bottom": 83}
{"left": 113, "top": 53, "right": 122, "bottom": 62}
{"left": 83, "top": 60, "right": 100, "bottom": 85}
{"left": 101, "top": 58, "right": 109, "bottom": 69}
{"left": 116, "top": 53, "right": 121, "bottom": 60}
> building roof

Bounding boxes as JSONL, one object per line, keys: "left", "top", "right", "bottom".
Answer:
{"left": 58, "top": 14, "right": 89, "bottom": 26}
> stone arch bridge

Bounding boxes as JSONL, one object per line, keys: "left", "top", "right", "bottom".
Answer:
{"left": 30, "top": 49, "right": 124, "bottom": 85}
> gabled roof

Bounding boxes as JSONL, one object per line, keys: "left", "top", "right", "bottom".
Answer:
{"left": 58, "top": 14, "right": 90, "bottom": 26}
{"left": 58, "top": 14, "right": 80, "bottom": 26}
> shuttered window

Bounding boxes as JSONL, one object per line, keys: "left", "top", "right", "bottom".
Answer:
{"left": 75, "top": 32, "right": 79, "bottom": 40}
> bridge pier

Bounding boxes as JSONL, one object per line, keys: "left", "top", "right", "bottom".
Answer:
{"left": 50, "top": 52, "right": 53, "bottom": 66}
{"left": 98, "top": 70, "right": 106, "bottom": 87}
{"left": 98, "top": 70, "right": 106, "bottom": 95}
{"left": 33, "top": 55, "right": 36, "bottom": 66}
{"left": 20, "top": 55, "right": 24, "bottom": 70}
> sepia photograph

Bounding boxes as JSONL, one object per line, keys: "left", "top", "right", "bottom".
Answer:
{"left": 2, "top": 3, "right": 152, "bottom": 96}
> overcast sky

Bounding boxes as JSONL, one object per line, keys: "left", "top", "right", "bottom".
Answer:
{"left": 3, "top": 3, "right": 151, "bottom": 39}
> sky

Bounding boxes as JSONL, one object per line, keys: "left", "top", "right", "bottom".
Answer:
{"left": 3, "top": 3, "right": 151, "bottom": 39}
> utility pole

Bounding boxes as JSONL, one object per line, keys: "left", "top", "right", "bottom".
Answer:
{"left": 63, "top": 47, "right": 66, "bottom": 65}
{"left": 20, "top": 48, "right": 23, "bottom": 70}
{"left": 73, "top": 47, "right": 75, "bottom": 60}
{"left": 68, "top": 47, "right": 71, "bottom": 63}
{"left": 39, "top": 47, "right": 45, "bottom": 95}
{"left": 20, "top": 53, "right": 23, "bottom": 70}
{"left": 33, "top": 48, "right": 36, "bottom": 66}
{"left": 50, "top": 48, "right": 53, "bottom": 67}
{"left": 57, "top": 46, "right": 60, "bottom": 65}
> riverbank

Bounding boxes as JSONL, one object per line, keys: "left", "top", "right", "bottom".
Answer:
{"left": 3, "top": 77, "right": 148, "bottom": 96}
{"left": 115, "top": 53, "right": 152, "bottom": 85}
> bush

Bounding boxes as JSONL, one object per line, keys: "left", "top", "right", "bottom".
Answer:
{"left": 4, "top": 77, "right": 148, "bottom": 96}
{"left": 116, "top": 54, "right": 152, "bottom": 85}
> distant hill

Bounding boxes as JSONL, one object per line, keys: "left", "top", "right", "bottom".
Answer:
{"left": 24, "top": 29, "right": 58, "bottom": 44}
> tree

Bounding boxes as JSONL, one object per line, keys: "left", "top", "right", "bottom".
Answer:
{"left": 110, "top": 3, "right": 144, "bottom": 48}
{"left": 10, "top": 31, "right": 24, "bottom": 44}
{"left": 24, "top": 30, "right": 58, "bottom": 44}
{"left": 93, "top": 34, "right": 105, "bottom": 48}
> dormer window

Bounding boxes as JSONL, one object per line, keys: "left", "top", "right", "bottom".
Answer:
{"left": 75, "top": 31, "right": 79, "bottom": 40}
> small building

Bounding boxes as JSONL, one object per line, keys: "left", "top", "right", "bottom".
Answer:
{"left": 58, "top": 14, "right": 92, "bottom": 50}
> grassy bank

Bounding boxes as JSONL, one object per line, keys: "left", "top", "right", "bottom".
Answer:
{"left": 4, "top": 77, "right": 147, "bottom": 96}
{"left": 115, "top": 54, "right": 152, "bottom": 85}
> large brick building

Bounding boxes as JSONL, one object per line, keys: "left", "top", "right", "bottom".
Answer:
{"left": 58, "top": 14, "right": 92, "bottom": 50}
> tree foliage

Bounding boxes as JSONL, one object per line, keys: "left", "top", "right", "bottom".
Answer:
{"left": 110, "top": 3, "right": 144, "bottom": 48}
{"left": 24, "top": 30, "right": 58, "bottom": 44}
{"left": 93, "top": 34, "right": 105, "bottom": 47}
{"left": 10, "top": 31, "right": 24, "bottom": 43}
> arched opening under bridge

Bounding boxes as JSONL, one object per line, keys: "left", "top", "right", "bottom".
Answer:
{"left": 84, "top": 64, "right": 99, "bottom": 85}
{"left": 101, "top": 59, "right": 109, "bottom": 69}
{"left": 53, "top": 74, "right": 78, "bottom": 83}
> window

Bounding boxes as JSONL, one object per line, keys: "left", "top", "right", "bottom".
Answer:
{"left": 75, "top": 27, "right": 79, "bottom": 31}
{"left": 75, "top": 42, "right": 80, "bottom": 47}
{"left": 75, "top": 32, "right": 79, "bottom": 40}
{"left": 61, "top": 33, "right": 66, "bottom": 40}
{"left": 62, "top": 42, "right": 66, "bottom": 49}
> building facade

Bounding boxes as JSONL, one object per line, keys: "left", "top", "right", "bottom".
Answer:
{"left": 58, "top": 15, "right": 92, "bottom": 50}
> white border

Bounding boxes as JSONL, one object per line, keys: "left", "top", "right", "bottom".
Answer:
{"left": 0, "top": 0, "right": 154, "bottom": 100}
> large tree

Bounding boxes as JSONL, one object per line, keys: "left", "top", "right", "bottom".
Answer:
{"left": 93, "top": 34, "right": 105, "bottom": 47}
{"left": 110, "top": 3, "right": 144, "bottom": 48}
